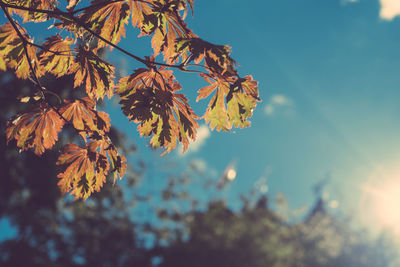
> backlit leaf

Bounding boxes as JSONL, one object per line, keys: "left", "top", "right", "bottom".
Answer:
{"left": 175, "top": 37, "right": 236, "bottom": 76}
{"left": 81, "top": 0, "right": 131, "bottom": 49}
{"left": 106, "top": 144, "right": 127, "bottom": 182}
{"left": 60, "top": 97, "right": 111, "bottom": 140}
{"left": 69, "top": 45, "right": 115, "bottom": 99}
{"left": 118, "top": 66, "right": 199, "bottom": 153}
{"left": 137, "top": 0, "right": 194, "bottom": 63}
{"left": 57, "top": 142, "right": 109, "bottom": 200}
{"left": 129, "top": 0, "right": 152, "bottom": 29}
{"left": 6, "top": 103, "right": 65, "bottom": 155}
{"left": 8, "top": 0, "right": 57, "bottom": 22}
{"left": 39, "top": 35, "right": 74, "bottom": 77}
{"left": 199, "top": 74, "right": 260, "bottom": 131}
{"left": 0, "top": 23, "right": 41, "bottom": 79}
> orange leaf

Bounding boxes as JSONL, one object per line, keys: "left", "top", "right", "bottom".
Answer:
{"left": 9, "top": 0, "right": 57, "bottom": 22}
{"left": 118, "top": 66, "right": 199, "bottom": 153}
{"left": 0, "top": 23, "right": 42, "bottom": 79}
{"left": 57, "top": 142, "right": 109, "bottom": 200}
{"left": 81, "top": 0, "right": 131, "bottom": 49}
{"left": 175, "top": 37, "right": 236, "bottom": 76}
{"left": 60, "top": 97, "right": 111, "bottom": 139}
{"left": 40, "top": 35, "right": 74, "bottom": 77}
{"left": 130, "top": 0, "right": 152, "bottom": 29}
{"left": 69, "top": 45, "right": 115, "bottom": 99}
{"left": 6, "top": 103, "right": 65, "bottom": 155}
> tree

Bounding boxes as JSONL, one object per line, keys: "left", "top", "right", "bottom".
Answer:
{"left": 0, "top": 71, "right": 397, "bottom": 265}
{"left": 156, "top": 196, "right": 400, "bottom": 267}
{"left": 0, "top": 0, "right": 260, "bottom": 199}
{"left": 0, "top": 69, "right": 152, "bottom": 267}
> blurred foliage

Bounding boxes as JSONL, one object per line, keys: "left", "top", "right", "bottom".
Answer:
{"left": 1, "top": 71, "right": 399, "bottom": 266}
{"left": 156, "top": 196, "right": 399, "bottom": 267}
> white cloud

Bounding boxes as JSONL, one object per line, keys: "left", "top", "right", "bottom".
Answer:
{"left": 343, "top": 0, "right": 400, "bottom": 20}
{"left": 263, "top": 94, "right": 293, "bottom": 116}
{"left": 180, "top": 124, "right": 211, "bottom": 155}
{"left": 379, "top": 0, "right": 400, "bottom": 20}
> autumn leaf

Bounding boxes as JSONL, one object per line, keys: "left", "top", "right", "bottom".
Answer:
{"left": 80, "top": 0, "right": 131, "bottom": 49}
{"left": 0, "top": 22, "right": 41, "bottom": 79}
{"left": 69, "top": 45, "right": 115, "bottom": 99}
{"left": 118, "top": 66, "right": 199, "bottom": 153}
{"left": 129, "top": 0, "right": 152, "bottom": 29}
{"left": 6, "top": 103, "right": 65, "bottom": 155}
{"left": 204, "top": 85, "right": 230, "bottom": 131}
{"left": 199, "top": 74, "right": 260, "bottom": 131}
{"left": 136, "top": 0, "right": 194, "bottom": 63}
{"left": 106, "top": 144, "right": 127, "bottom": 182}
{"left": 39, "top": 35, "right": 74, "bottom": 77}
{"left": 57, "top": 142, "right": 109, "bottom": 200}
{"left": 175, "top": 37, "right": 236, "bottom": 76}
{"left": 60, "top": 97, "right": 111, "bottom": 140}
{"left": 1, "top": 0, "right": 261, "bottom": 200}
{"left": 8, "top": 0, "right": 57, "bottom": 22}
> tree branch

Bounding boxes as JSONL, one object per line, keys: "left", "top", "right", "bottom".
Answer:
{"left": 0, "top": 2, "right": 113, "bottom": 141}
{"left": 0, "top": 0, "right": 197, "bottom": 72}
{"left": 71, "top": 0, "right": 154, "bottom": 14}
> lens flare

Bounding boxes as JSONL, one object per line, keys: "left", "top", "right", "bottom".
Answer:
{"left": 362, "top": 179, "right": 400, "bottom": 234}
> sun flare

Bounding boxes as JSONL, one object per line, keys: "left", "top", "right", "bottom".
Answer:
{"left": 362, "top": 178, "right": 400, "bottom": 234}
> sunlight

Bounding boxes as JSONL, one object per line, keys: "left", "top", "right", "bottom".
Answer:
{"left": 362, "top": 177, "right": 400, "bottom": 234}
{"left": 226, "top": 169, "right": 237, "bottom": 180}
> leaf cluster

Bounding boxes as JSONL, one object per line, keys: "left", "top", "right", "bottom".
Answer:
{"left": 1, "top": 0, "right": 260, "bottom": 199}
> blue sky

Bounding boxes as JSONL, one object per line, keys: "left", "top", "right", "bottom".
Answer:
{"left": 104, "top": 0, "right": 400, "bottom": 228}
{"left": 107, "top": 0, "right": 400, "bottom": 224}
{"left": 3, "top": 0, "right": 400, "bottom": 237}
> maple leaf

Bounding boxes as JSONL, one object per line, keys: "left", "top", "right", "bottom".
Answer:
{"left": 6, "top": 103, "right": 65, "bottom": 155}
{"left": 69, "top": 45, "right": 115, "bottom": 99}
{"left": 39, "top": 35, "right": 74, "bottom": 77}
{"left": 57, "top": 142, "right": 110, "bottom": 200}
{"left": 129, "top": 0, "right": 152, "bottom": 29}
{"left": 103, "top": 144, "right": 127, "bottom": 182}
{"left": 136, "top": 0, "right": 194, "bottom": 63}
{"left": 199, "top": 74, "right": 260, "bottom": 131}
{"left": 60, "top": 97, "right": 111, "bottom": 140}
{"left": 7, "top": 0, "right": 57, "bottom": 22}
{"left": 175, "top": 37, "right": 236, "bottom": 76}
{"left": 118, "top": 66, "right": 199, "bottom": 153}
{"left": 0, "top": 22, "right": 41, "bottom": 79}
{"left": 80, "top": 0, "right": 131, "bottom": 49}
{"left": 1, "top": 0, "right": 261, "bottom": 201}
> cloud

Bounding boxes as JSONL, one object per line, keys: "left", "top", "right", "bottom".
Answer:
{"left": 342, "top": 0, "right": 400, "bottom": 20}
{"left": 379, "top": 0, "right": 400, "bottom": 20}
{"left": 180, "top": 124, "right": 211, "bottom": 155}
{"left": 263, "top": 94, "right": 293, "bottom": 116}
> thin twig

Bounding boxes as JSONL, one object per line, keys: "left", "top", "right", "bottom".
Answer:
{"left": 0, "top": 0, "right": 195, "bottom": 72}
{"left": 1, "top": 3, "right": 80, "bottom": 130}
{"left": 71, "top": 0, "right": 154, "bottom": 14}
{"left": 28, "top": 41, "right": 75, "bottom": 56}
